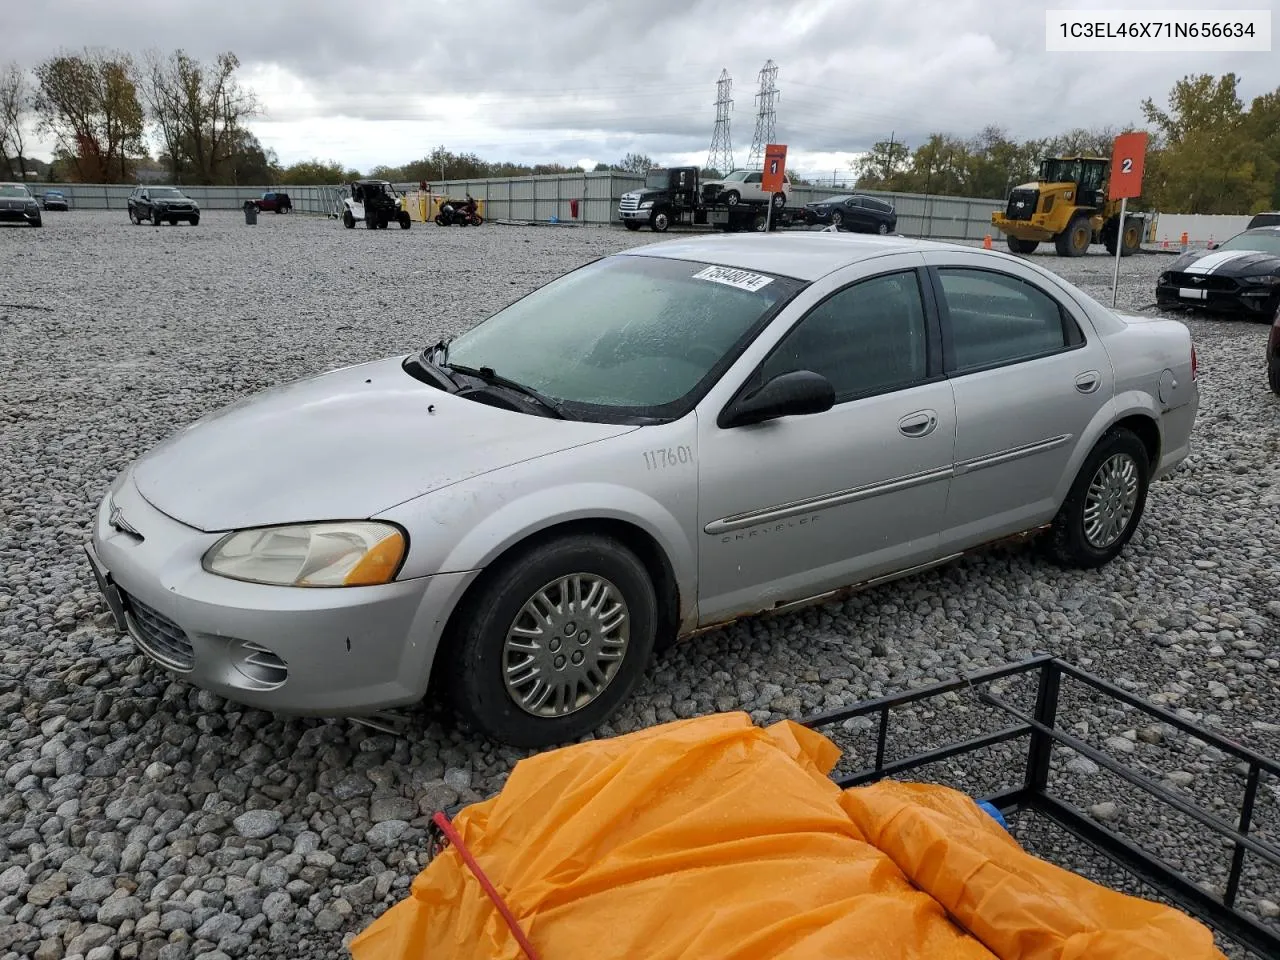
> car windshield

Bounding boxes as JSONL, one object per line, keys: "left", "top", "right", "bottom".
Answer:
{"left": 150, "top": 187, "right": 183, "bottom": 198}
{"left": 723, "top": 170, "right": 750, "bottom": 182}
{"left": 1217, "top": 231, "right": 1280, "bottom": 255}
{"left": 443, "top": 254, "right": 803, "bottom": 421}
{"left": 0, "top": 184, "right": 30, "bottom": 198}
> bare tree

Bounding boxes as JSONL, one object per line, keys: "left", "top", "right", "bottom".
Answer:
{"left": 139, "top": 50, "right": 258, "bottom": 184}
{"left": 0, "top": 62, "right": 32, "bottom": 179}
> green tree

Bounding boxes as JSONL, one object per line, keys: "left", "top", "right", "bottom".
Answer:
{"left": 278, "top": 158, "right": 359, "bottom": 184}
{"left": 33, "top": 49, "right": 146, "bottom": 182}
{"left": 1141, "top": 73, "right": 1271, "bottom": 213}
{"left": 854, "top": 136, "right": 911, "bottom": 188}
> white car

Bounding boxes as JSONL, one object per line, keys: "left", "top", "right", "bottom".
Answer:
{"left": 704, "top": 169, "right": 793, "bottom": 208}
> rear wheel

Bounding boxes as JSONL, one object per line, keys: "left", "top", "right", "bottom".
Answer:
{"left": 189, "top": 215, "right": 199, "bottom": 226}
{"left": 830, "top": 211, "right": 844, "bottom": 228}
{"left": 1007, "top": 236, "right": 1039, "bottom": 254}
{"left": 1054, "top": 214, "right": 1092, "bottom": 257}
{"left": 129, "top": 208, "right": 139, "bottom": 225}
{"left": 1042, "top": 427, "right": 1150, "bottom": 568}
{"left": 446, "top": 534, "right": 658, "bottom": 747}
{"left": 722, "top": 190, "right": 740, "bottom": 207}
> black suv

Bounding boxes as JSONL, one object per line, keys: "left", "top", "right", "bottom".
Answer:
{"left": 803, "top": 194, "right": 898, "bottom": 234}
{"left": 128, "top": 185, "right": 200, "bottom": 226}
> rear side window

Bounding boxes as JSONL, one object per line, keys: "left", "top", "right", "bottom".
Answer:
{"left": 937, "top": 268, "right": 1077, "bottom": 373}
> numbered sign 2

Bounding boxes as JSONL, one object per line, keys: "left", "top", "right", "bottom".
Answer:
{"left": 1109, "top": 132, "right": 1148, "bottom": 200}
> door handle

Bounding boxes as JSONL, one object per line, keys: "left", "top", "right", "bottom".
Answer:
{"left": 1075, "top": 371, "right": 1101, "bottom": 394}
{"left": 898, "top": 410, "right": 938, "bottom": 438}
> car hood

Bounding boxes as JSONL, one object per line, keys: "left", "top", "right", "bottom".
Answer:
{"left": 0, "top": 197, "right": 31, "bottom": 210}
{"left": 1167, "top": 247, "right": 1280, "bottom": 277}
{"left": 130, "top": 356, "right": 638, "bottom": 532}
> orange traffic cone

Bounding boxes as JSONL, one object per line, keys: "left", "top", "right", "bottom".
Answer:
{"left": 983, "top": 234, "right": 992, "bottom": 250}
{"left": 1180, "top": 231, "right": 1189, "bottom": 251}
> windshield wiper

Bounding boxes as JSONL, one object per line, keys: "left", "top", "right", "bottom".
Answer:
{"left": 446, "top": 363, "right": 575, "bottom": 420}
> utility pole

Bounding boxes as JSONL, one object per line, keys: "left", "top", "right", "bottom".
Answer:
{"left": 885, "top": 131, "right": 896, "bottom": 181}
{"left": 746, "top": 60, "right": 779, "bottom": 170}
{"left": 706, "top": 69, "right": 735, "bottom": 175}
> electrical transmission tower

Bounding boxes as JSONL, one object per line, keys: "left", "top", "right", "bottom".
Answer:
{"left": 746, "top": 59, "right": 779, "bottom": 170}
{"left": 706, "top": 69, "right": 734, "bottom": 175}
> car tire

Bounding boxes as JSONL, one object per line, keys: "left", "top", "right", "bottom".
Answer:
{"left": 623, "top": 221, "right": 641, "bottom": 231}
{"left": 1042, "top": 426, "right": 1150, "bottom": 569}
{"left": 446, "top": 533, "right": 658, "bottom": 747}
{"left": 31, "top": 215, "right": 42, "bottom": 228}
{"left": 877, "top": 222, "right": 889, "bottom": 235}
{"left": 1007, "top": 236, "right": 1039, "bottom": 254}
{"left": 722, "top": 190, "right": 740, "bottom": 206}
{"left": 190, "top": 215, "right": 199, "bottom": 226}
{"left": 129, "top": 209, "right": 139, "bottom": 225}
{"left": 399, "top": 212, "right": 411, "bottom": 229}
{"left": 343, "top": 210, "right": 355, "bottom": 229}
{"left": 830, "top": 211, "right": 843, "bottom": 228}
{"left": 1055, "top": 214, "right": 1091, "bottom": 257}
{"left": 650, "top": 210, "right": 670, "bottom": 232}
{"left": 152, "top": 212, "right": 161, "bottom": 225}
{"left": 1269, "top": 350, "right": 1280, "bottom": 396}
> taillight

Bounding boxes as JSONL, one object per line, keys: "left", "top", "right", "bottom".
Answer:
{"left": 1190, "top": 345, "right": 1198, "bottom": 381}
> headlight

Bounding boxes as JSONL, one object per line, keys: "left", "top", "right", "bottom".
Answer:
{"left": 202, "top": 521, "right": 407, "bottom": 587}
{"left": 639, "top": 200, "right": 653, "bottom": 209}
{"left": 1243, "top": 274, "right": 1280, "bottom": 286}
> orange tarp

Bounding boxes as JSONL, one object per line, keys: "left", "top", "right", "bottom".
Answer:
{"left": 349, "top": 712, "right": 1226, "bottom": 960}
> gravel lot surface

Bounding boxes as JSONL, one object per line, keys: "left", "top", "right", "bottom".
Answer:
{"left": 2, "top": 210, "right": 1278, "bottom": 959}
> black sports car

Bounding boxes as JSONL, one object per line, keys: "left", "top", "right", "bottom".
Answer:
{"left": 1155, "top": 226, "right": 1280, "bottom": 320}
{"left": 0, "top": 182, "right": 42, "bottom": 227}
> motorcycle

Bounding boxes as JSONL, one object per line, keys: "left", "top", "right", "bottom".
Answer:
{"left": 434, "top": 198, "right": 483, "bottom": 227}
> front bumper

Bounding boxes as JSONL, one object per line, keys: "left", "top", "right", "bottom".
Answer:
{"left": 0, "top": 208, "right": 40, "bottom": 223}
{"left": 87, "top": 471, "right": 478, "bottom": 715}
{"left": 1155, "top": 281, "right": 1280, "bottom": 318}
{"left": 618, "top": 206, "right": 654, "bottom": 222}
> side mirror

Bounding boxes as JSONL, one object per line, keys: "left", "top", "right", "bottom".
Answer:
{"left": 720, "top": 370, "right": 835, "bottom": 428}
{"left": 1206, "top": 241, "right": 1218, "bottom": 250}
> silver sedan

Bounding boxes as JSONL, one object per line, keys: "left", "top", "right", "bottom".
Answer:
{"left": 87, "top": 233, "right": 1199, "bottom": 746}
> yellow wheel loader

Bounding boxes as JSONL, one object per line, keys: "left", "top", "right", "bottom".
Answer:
{"left": 990, "top": 156, "right": 1147, "bottom": 258}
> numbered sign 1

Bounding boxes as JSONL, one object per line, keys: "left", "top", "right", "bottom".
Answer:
{"left": 1108, "top": 132, "right": 1149, "bottom": 201}
{"left": 762, "top": 144, "right": 788, "bottom": 194}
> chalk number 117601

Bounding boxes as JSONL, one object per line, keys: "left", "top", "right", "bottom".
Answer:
{"left": 643, "top": 445, "right": 693, "bottom": 470}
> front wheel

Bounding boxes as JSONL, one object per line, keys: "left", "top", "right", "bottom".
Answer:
{"left": 446, "top": 534, "right": 658, "bottom": 747}
{"left": 877, "top": 222, "right": 889, "bottom": 235}
{"left": 1042, "top": 427, "right": 1150, "bottom": 568}
{"left": 1055, "top": 214, "right": 1092, "bottom": 257}
{"left": 399, "top": 212, "right": 411, "bottom": 229}
{"left": 650, "top": 210, "right": 670, "bottom": 232}
{"left": 623, "top": 220, "right": 641, "bottom": 231}
{"left": 189, "top": 216, "right": 199, "bottom": 226}
{"left": 129, "top": 209, "right": 139, "bottom": 225}
{"left": 343, "top": 210, "right": 355, "bottom": 229}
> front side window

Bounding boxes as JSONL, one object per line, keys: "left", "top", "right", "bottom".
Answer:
{"left": 444, "top": 255, "right": 803, "bottom": 420}
{"left": 746, "top": 173, "right": 762, "bottom": 184}
{"left": 760, "top": 271, "right": 929, "bottom": 403}
{"left": 938, "top": 268, "right": 1073, "bottom": 372}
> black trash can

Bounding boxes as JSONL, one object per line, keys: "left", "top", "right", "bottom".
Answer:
{"left": 243, "top": 200, "right": 258, "bottom": 225}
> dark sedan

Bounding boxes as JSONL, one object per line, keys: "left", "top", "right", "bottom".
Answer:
{"left": 42, "top": 189, "right": 69, "bottom": 211}
{"left": 1156, "top": 227, "right": 1280, "bottom": 320}
{"left": 0, "top": 182, "right": 42, "bottom": 227}
{"left": 803, "top": 194, "right": 897, "bottom": 234}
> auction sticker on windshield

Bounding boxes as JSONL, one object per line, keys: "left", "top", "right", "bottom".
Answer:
{"left": 691, "top": 265, "right": 774, "bottom": 292}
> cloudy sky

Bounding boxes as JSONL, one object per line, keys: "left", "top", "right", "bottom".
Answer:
{"left": 3, "top": 0, "right": 1276, "bottom": 179}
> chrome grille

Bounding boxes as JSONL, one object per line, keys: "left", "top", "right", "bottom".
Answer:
{"left": 619, "top": 195, "right": 640, "bottom": 211}
{"left": 122, "top": 591, "right": 195, "bottom": 671}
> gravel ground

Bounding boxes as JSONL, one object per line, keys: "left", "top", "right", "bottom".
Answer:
{"left": 2, "top": 210, "right": 1278, "bottom": 959}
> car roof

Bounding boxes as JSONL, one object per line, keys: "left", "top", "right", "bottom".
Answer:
{"left": 621, "top": 232, "right": 985, "bottom": 282}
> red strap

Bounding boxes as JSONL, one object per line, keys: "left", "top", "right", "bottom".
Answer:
{"left": 432, "top": 811, "right": 541, "bottom": 960}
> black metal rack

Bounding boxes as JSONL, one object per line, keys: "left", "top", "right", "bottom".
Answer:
{"left": 799, "top": 654, "right": 1280, "bottom": 959}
